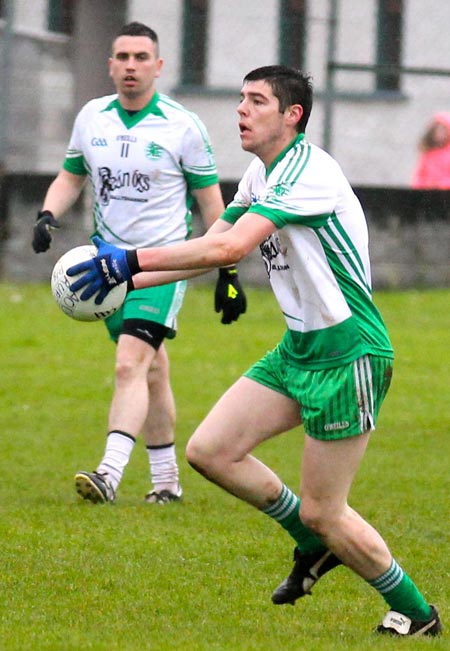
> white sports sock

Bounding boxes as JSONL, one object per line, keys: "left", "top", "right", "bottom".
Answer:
{"left": 97, "top": 431, "right": 135, "bottom": 492}
{"left": 146, "top": 443, "right": 179, "bottom": 492}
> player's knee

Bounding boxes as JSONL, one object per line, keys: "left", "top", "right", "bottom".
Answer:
{"left": 147, "top": 363, "right": 169, "bottom": 392}
{"left": 115, "top": 347, "right": 153, "bottom": 383}
{"left": 115, "top": 357, "right": 135, "bottom": 382}
{"left": 186, "top": 434, "right": 208, "bottom": 471}
{"left": 186, "top": 441, "right": 212, "bottom": 480}
{"left": 186, "top": 431, "right": 224, "bottom": 479}
{"left": 299, "top": 499, "right": 336, "bottom": 537}
{"left": 115, "top": 357, "right": 142, "bottom": 383}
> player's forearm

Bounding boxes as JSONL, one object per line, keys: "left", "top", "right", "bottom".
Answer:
{"left": 193, "top": 184, "right": 225, "bottom": 230}
{"left": 42, "top": 171, "right": 86, "bottom": 219}
{"left": 135, "top": 232, "right": 244, "bottom": 272}
{"left": 132, "top": 268, "right": 212, "bottom": 289}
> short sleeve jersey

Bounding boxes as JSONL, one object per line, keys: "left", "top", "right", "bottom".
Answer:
{"left": 63, "top": 92, "right": 219, "bottom": 249}
{"left": 222, "top": 134, "right": 393, "bottom": 369}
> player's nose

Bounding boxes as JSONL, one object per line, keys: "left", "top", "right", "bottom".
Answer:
{"left": 237, "top": 100, "right": 248, "bottom": 116}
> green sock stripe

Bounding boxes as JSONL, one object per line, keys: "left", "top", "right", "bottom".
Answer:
{"left": 263, "top": 485, "right": 298, "bottom": 521}
{"left": 368, "top": 560, "right": 432, "bottom": 620}
{"left": 369, "top": 559, "right": 404, "bottom": 593}
{"left": 262, "top": 484, "right": 324, "bottom": 554}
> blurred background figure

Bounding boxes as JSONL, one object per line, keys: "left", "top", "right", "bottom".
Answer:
{"left": 411, "top": 112, "right": 450, "bottom": 189}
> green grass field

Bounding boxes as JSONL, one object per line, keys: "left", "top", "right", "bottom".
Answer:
{"left": 0, "top": 283, "right": 448, "bottom": 650}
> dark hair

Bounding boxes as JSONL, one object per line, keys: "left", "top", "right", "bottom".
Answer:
{"left": 243, "top": 65, "right": 313, "bottom": 133}
{"left": 116, "top": 22, "right": 159, "bottom": 53}
{"left": 419, "top": 121, "right": 450, "bottom": 152}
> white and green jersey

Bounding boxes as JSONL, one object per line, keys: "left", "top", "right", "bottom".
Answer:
{"left": 63, "top": 92, "right": 219, "bottom": 248}
{"left": 222, "top": 134, "right": 393, "bottom": 369}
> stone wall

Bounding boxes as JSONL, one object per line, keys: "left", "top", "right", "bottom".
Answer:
{"left": 0, "top": 175, "right": 449, "bottom": 289}
{"left": 354, "top": 187, "right": 450, "bottom": 289}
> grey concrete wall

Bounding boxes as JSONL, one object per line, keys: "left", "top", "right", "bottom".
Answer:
{"left": 356, "top": 189, "right": 450, "bottom": 289}
{"left": 5, "top": 32, "right": 73, "bottom": 174}
{"left": 72, "top": 0, "right": 126, "bottom": 112}
{"left": 1, "top": 177, "right": 449, "bottom": 290}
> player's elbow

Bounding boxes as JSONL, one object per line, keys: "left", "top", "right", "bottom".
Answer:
{"left": 213, "top": 235, "right": 248, "bottom": 266}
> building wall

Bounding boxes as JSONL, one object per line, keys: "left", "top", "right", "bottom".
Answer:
{"left": 0, "top": 1, "right": 449, "bottom": 289}
{"left": 8, "top": 33, "right": 73, "bottom": 174}
{"left": 130, "top": 0, "right": 450, "bottom": 185}
{"left": 2, "top": 0, "right": 450, "bottom": 185}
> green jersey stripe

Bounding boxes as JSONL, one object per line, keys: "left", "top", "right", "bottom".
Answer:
{"left": 222, "top": 205, "right": 248, "bottom": 224}
{"left": 276, "top": 141, "right": 311, "bottom": 185}
{"left": 318, "top": 217, "right": 372, "bottom": 295}
{"left": 183, "top": 171, "right": 220, "bottom": 189}
{"left": 93, "top": 203, "right": 134, "bottom": 246}
{"left": 285, "top": 142, "right": 312, "bottom": 184}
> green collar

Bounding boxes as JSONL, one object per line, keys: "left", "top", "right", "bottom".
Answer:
{"left": 265, "top": 133, "right": 305, "bottom": 177}
{"left": 102, "top": 92, "right": 167, "bottom": 128}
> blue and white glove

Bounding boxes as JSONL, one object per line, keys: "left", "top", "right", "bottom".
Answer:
{"left": 67, "top": 236, "right": 140, "bottom": 305}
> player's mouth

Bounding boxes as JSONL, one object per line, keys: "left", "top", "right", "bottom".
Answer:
{"left": 124, "top": 75, "right": 137, "bottom": 85}
{"left": 239, "top": 122, "right": 251, "bottom": 136}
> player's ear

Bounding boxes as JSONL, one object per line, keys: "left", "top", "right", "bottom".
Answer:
{"left": 108, "top": 57, "right": 113, "bottom": 78}
{"left": 154, "top": 57, "right": 164, "bottom": 79}
{"left": 286, "top": 104, "right": 303, "bottom": 128}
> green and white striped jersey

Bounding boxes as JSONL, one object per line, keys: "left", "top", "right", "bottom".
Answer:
{"left": 63, "top": 92, "right": 219, "bottom": 249}
{"left": 222, "top": 134, "right": 393, "bottom": 369}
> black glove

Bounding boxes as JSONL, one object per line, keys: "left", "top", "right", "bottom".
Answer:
{"left": 32, "top": 210, "right": 60, "bottom": 253}
{"left": 214, "top": 266, "right": 247, "bottom": 325}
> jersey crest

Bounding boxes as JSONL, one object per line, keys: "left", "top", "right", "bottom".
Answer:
{"left": 145, "top": 142, "right": 164, "bottom": 160}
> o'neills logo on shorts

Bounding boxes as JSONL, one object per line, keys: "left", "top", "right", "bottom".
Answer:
{"left": 324, "top": 421, "right": 350, "bottom": 432}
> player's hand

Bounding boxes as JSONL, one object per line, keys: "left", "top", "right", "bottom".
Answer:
{"left": 214, "top": 266, "right": 247, "bottom": 324}
{"left": 32, "top": 210, "right": 60, "bottom": 253}
{"left": 67, "top": 236, "right": 138, "bottom": 305}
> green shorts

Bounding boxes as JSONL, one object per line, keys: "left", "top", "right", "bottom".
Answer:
{"left": 104, "top": 281, "right": 187, "bottom": 343}
{"left": 245, "top": 348, "right": 393, "bottom": 440}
